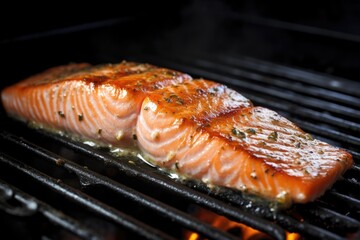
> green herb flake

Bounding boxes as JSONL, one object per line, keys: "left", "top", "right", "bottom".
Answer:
{"left": 58, "top": 111, "right": 65, "bottom": 118}
{"left": 164, "top": 94, "right": 184, "bottom": 105}
{"left": 231, "top": 128, "right": 246, "bottom": 139}
{"left": 305, "top": 133, "right": 314, "bottom": 141}
{"left": 144, "top": 106, "right": 149, "bottom": 111}
{"left": 246, "top": 128, "right": 256, "bottom": 135}
{"left": 268, "top": 131, "right": 278, "bottom": 141}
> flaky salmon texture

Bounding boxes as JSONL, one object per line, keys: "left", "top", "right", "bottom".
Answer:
{"left": 1, "top": 61, "right": 353, "bottom": 206}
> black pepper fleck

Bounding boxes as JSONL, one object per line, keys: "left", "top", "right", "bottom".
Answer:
{"left": 58, "top": 111, "right": 65, "bottom": 118}
{"left": 231, "top": 128, "right": 246, "bottom": 139}
{"left": 268, "top": 131, "right": 278, "bottom": 141}
{"left": 196, "top": 88, "right": 205, "bottom": 94}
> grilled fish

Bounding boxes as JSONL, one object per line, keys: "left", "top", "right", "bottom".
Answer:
{"left": 1, "top": 61, "right": 353, "bottom": 205}
{"left": 1, "top": 62, "right": 191, "bottom": 147}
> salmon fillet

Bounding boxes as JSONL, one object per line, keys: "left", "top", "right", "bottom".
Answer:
{"left": 1, "top": 61, "right": 191, "bottom": 147}
{"left": 136, "top": 80, "right": 353, "bottom": 204}
{"left": 1, "top": 61, "right": 353, "bottom": 205}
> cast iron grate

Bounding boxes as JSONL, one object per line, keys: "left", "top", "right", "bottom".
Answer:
{"left": 0, "top": 54, "right": 359, "bottom": 239}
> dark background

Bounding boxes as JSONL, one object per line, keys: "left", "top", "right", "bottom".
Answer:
{"left": 1, "top": 0, "right": 360, "bottom": 87}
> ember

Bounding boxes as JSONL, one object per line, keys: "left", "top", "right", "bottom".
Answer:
{"left": 185, "top": 207, "right": 301, "bottom": 240}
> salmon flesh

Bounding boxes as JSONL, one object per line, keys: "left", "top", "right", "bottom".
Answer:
{"left": 1, "top": 61, "right": 353, "bottom": 205}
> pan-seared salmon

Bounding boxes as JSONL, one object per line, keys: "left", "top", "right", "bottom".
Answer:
{"left": 1, "top": 61, "right": 191, "bottom": 147}
{"left": 136, "top": 80, "right": 353, "bottom": 204}
{"left": 1, "top": 61, "right": 353, "bottom": 205}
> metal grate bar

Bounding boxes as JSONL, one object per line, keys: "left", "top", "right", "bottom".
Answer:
{"left": 338, "top": 178, "right": 360, "bottom": 192}
{"left": 326, "top": 191, "right": 360, "bottom": 212}
{"left": 19, "top": 125, "right": 354, "bottom": 240}
{"left": 229, "top": 13, "right": 360, "bottom": 44}
{"left": 15, "top": 126, "right": 289, "bottom": 240}
{"left": 214, "top": 54, "right": 360, "bottom": 97}
{"left": 335, "top": 177, "right": 360, "bottom": 192}
{"left": 274, "top": 214, "right": 345, "bottom": 240}
{"left": 0, "top": 17, "right": 134, "bottom": 45}
{"left": 0, "top": 180, "right": 102, "bottom": 240}
{"left": 185, "top": 57, "right": 360, "bottom": 108}
{"left": 348, "top": 151, "right": 360, "bottom": 162}
{"left": 289, "top": 120, "right": 360, "bottom": 147}
{"left": 297, "top": 204, "right": 360, "bottom": 231}
{"left": 211, "top": 187, "right": 347, "bottom": 240}
{"left": 0, "top": 131, "right": 241, "bottom": 240}
{"left": 246, "top": 94, "right": 360, "bottom": 133}
{"left": 0, "top": 152, "right": 175, "bottom": 240}
{"left": 141, "top": 56, "right": 360, "bottom": 120}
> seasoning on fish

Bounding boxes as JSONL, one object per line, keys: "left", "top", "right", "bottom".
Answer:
{"left": 1, "top": 61, "right": 353, "bottom": 205}
{"left": 136, "top": 81, "right": 352, "bottom": 204}
{"left": 1, "top": 61, "right": 191, "bottom": 147}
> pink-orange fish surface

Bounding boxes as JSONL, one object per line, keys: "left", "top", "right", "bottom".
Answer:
{"left": 1, "top": 61, "right": 353, "bottom": 205}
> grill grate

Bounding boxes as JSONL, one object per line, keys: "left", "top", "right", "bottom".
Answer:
{"left": 0, "top": 54, "right": 360, "bottom": 239}
{"left": 0, "top": 180, "right": 101, "bottom": 240}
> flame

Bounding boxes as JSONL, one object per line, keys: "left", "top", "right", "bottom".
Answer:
{"left": 185, "top": 208, "right": 301, "bottom": 240}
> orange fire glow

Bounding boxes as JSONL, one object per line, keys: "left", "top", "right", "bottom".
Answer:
{"left": 185, "top": 208, "right": 301, "bottom": 240}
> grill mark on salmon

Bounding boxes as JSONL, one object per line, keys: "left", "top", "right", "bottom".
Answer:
{"left": 1, "top": 61, "right": 353, "bottom": 205}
